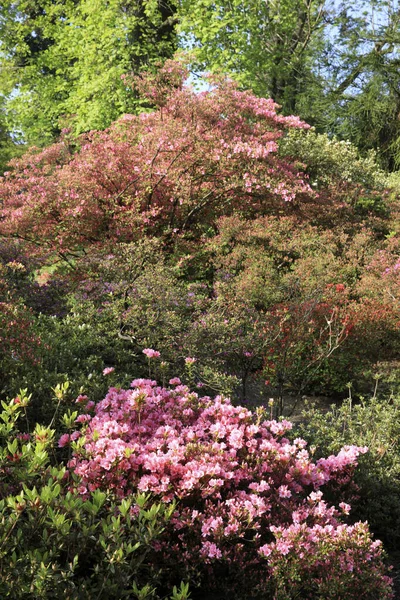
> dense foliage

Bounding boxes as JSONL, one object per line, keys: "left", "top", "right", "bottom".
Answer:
{"left": 0, "top": 62, "right": 398, "bottom": 405}
{"left": 66, "top": 378, "right": 393, "bottom": 599}
{"left": 2, "top": 1, "right": 400, "bottom": 170}
{"left": 296, "top": 393, "right": 400, "bottom": 549}
{"left": 0, "top": 0, "right": 177, "bottom": 147}
{"left": 0, "top": 391, "right": 191, "bottom": 599}
{"left": 0, "top": 60, "right": 311, "bottom": 256}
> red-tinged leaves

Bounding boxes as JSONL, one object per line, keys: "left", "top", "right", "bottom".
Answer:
{"left": 0, "top": 62, "right": 313, "bottom": 258}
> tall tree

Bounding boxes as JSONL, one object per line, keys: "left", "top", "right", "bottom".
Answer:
{"left": 0, "top": 98, "right": 15, "bottom": 174}
{"left": 178, "top": 0, "right": 400, "bottom": 170}
{"left": 321, "top": 1, "right": 400, "bottom": 170}
{"left": 0, "top": 0, "right": 178, "bottom": 146}
{"left": 178, "top": 0, "right": 327, "bottom": 118}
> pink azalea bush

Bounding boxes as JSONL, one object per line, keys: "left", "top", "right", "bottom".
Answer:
{"left": 67, "top": 379, "right": 393, "bottom": 598}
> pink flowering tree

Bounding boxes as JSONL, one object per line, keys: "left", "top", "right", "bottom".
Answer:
{"left": 67, "top": 379, "right": 393, "bottom": 598}
{"left": 0, "top": 61, "right": 313, "bottom": 262}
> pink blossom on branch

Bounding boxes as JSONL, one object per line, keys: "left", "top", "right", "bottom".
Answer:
{"left": 143, "top": 348, "right": 161, "bottom": 359}
{"left": 58, "top": 433, "right": 70, "bottom": 448}
{"left": 184, "top": 356, "right": 196, "bottom": 365}
{"left": 102, "top": 366, "right": 115, "bottom": 375}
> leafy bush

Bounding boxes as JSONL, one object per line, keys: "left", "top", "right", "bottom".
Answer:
{"left": 279, "top": 128, "right": 388, "bottom": 193}
{"left": 0, "top": 61, "right": 312, "bottom": 259}
{"left": 296, "top": 393, "right": 400, "bottom": 551}
{"left": 0, "top": 391, "right": 190, "bottom": 600}
{"left": 206, "top": 214, "right": 400, "bottom": 398}
{"left": 0, "top": 298, "right": 44, "bottom": 398}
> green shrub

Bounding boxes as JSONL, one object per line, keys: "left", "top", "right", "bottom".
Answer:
{"left": 295, "top": 392, "right": 400, "bottom": 550}
{"left": 0, "top": 392, "right": 190, "bottom": 600}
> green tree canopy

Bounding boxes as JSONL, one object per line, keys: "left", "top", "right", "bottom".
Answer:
{"left": 179, "top": 0, "right": 400, "bottom": 170}
{"left": 179, "top": 0, "right": 326, "bottom": 118}
{"left": 0, "top": 0, "right": 177, "bottom": 146}
{"left": 2, "top": 0, "right": 400, "bottom": 169}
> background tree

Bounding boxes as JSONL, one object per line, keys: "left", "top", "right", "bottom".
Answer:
{"left": 0, "top": 0, "right": 178, "bottom": 147}
{"left": 2, "top": 0, "right": 400, "bottom": 169}
{"left": 178, "top": 0, "right": 327, "bottom": 119}
{"left": 0, "top": 99, "right": 20, "bottom": 174}
{"left": 318, "top": 0, "right": 400, "bottom": 170}
{"left": 178, "top": 0, "right": 400, "bottom": 170}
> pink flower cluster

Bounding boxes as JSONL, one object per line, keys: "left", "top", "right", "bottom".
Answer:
{"left": 261, "top": 521, "right": 393, "bottom": 598}
{"left": 143, "top": 348, "right": 161, "bottom": 359}
{"left": 102, "top": 367, "right": 115, "bottom": 375}
{"left": 58, "top": 431, "right": 80, "bottom": 448}
{"left": 67, "top": 380, "right": 392, "bottom": 596}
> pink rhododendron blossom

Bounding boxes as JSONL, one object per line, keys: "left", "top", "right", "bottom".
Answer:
{"left": 278, "top": 485, "right": 292, "bottom": 499}
{"left": 75, "top": 394, "right": 88, "bottom": 404}
{"left": 201, "top": 541, "right": 222, "bottom": 560}
{"left": 184, "top": 357, "right": 196, "bottom": 364}
{"left": 259, "top": 544, "right": 272, "bottom": 557}
{"left": 339, "top": 502, "right": 351, "bottom": 515}
{"left": 58, "top": 433, "right": 70, "bottom": 448}
{"left": 75, "top": 414, "right": 91, "bottom": 424}
{"left": 143, "top": 348, "right": 161, "bottom": 358}
{"left": 102, "top": 367, "right": 115, "bottom": 375}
